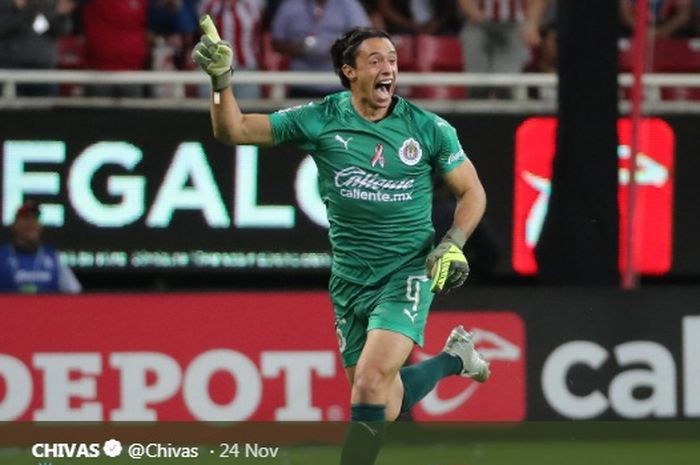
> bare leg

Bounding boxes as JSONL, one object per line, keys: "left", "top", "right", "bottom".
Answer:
{"left": 350, "top": 329, "right": 414, "bottom": 406}
{"left": 339, "top": 329, "right": 414, "bottom": 465}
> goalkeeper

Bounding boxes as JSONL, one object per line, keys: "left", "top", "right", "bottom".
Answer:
{"left": 194, "top": 19, "right": 489, "bottom": 464}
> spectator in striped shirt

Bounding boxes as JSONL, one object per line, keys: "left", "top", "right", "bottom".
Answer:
{"left": 458, "top": 0, "right": 543, "bottom": 98}
{"left": 199, "top": 0, "right": 265, "bottom": 98}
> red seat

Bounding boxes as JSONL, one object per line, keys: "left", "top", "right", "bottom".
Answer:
{"left": 412, "top": 34, "right": 466, "bottom": 99}
{"left": 619, "top": 38, "right": 700, "bottom": 101}
{"left": 414, "top": 34, "right": 464, "bottom": 72}
{"left": 616, "top": 38, "right": 700, "bottom": 72}
{"left": 618, "top": 38, "right": 634, "bottom": 72}
{"left": 651, "top": 38, "right": 700, "bottom": 72}
{"left": 393, "top": 35, "right": 416, "bottom": 71}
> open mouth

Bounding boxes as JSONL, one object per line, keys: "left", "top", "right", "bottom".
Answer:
{"left": 374, "top": 80, "right": 393, "bottom": 100}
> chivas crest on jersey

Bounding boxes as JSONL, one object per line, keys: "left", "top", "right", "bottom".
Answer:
{"left": 399, "top": 138, "right": 422, "bottom": 166}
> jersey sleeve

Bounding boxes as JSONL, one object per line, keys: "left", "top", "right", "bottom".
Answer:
{"left": 268, "top": 102, "right": 324, "bottom": 152}
{"left": 433, "top": 117, "right": 468, "bottom": 174}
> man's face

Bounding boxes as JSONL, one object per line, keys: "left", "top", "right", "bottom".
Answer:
{"left": 13, "top": 214, "right": 42, "bottom": 247}
{"left": 345, "top": 37, "right": 398, "bottom": 110}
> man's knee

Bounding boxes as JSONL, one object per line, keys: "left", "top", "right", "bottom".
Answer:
{"left": 352, "top": 366, "right": 396, "bottom": 400}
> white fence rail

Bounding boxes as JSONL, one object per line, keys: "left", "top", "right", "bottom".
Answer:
{"left": 2, "top": 70, "right": 700, "bottom": 112}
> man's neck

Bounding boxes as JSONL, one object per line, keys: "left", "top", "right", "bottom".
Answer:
{"left": 12, "top": 239, "right": 39, "bottom": 254}
{"left": 351, "top": 95, "right": 394, "bottom": 122}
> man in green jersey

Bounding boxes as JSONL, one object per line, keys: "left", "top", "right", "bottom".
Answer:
{"left": 194, "top": 20, "right": 490, "bottom": 464}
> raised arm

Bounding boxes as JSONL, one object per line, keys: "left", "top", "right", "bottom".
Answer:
{"left": 192, "top": 16, "right": 274, "bottom": 146}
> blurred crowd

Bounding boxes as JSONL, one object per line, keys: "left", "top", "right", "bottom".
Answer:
{"left": 2, "top": 0, "right": 700, "bottom": 98}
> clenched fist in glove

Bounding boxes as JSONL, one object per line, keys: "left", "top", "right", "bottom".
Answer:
{"left": 426, "top": 227, "right": 470, "bottom": 293}
{"left": 192, "top": 15, "right": 234, "bottom": 91}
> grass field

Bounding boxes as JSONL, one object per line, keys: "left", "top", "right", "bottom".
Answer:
{"left": 2, "top": 422, "right": 699, "bottom": 465}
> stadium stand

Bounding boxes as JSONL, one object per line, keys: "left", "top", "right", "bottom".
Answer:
{"left": 619, "top": 37, "right": 700, "bottom": 100}
{"left": 261, "top": 32, "right": 289, "bottom": 98}
{"left": 412, "top": 34, "right": 466, "bottom": 99}
{"left": 56, "top": 35, "right": 86, "bottom": 97}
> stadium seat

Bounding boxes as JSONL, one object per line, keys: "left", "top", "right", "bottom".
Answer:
{"left": 618, "top": 38, "right": 700, "bottom": 100}
{"left": 412, "top": 34, "right": 466, "bottom": 99}
{"left": 651, "top": 38, "right": 700, "bottom": 72}
{"left": 414, "top": 34, "right": 464, "bottom": 71}
{"left": 651, "top": 39, "right": 700, "bottom": 100}
{"left": 393, "top": 35, "right": 416, "bottom": 70}
{"left": 390, "top": 35, "right": 416, "bottom": 98}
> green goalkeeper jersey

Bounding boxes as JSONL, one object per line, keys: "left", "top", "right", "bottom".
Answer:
{"left": 269, "top": 91, "right": 468, "bottom": 285}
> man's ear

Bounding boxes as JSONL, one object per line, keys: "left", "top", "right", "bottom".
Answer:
{"left": 341, "top": 64, "right": 357, "bottom": 83}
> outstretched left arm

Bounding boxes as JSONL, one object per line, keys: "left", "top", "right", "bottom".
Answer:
{"left": 442, "top": 158, "right": 486, "bottom": 244}
{"left": 426, "top": 159, "right": 486, "bottom": 293}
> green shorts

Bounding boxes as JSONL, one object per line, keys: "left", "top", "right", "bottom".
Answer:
{"left": 329, "top": 261, "right": 434, "bottom": 367}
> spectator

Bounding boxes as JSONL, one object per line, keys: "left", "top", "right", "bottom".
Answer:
{"left": 620, "top": 0, "right": 694, "bottom": 38}
{"left": 378, "top": 0, "right": 461, "bottom": 35}
{"left": 81, "top": 0, "right": 149, "bottom": 97}
{"left": 149, "top": 0, "right": 199, "bottom": 97}
{"left": 521, "top": 0, "right": 553, "bottom": 48}
{"left": 270, "top": 0, "right": 370, "bottom": 98}
{"left": 523, "top": 21, "right": 556, "bottom": 100}
{"left": 0, "top": 0, "right": 77, "bottom": 96}
{"left": 457, "top": 0, "right": 534, "bottom": 98}
{"left": 149, "top": 0, "right": 198, "bottom": 38}
{"left": 0, "top": 200, "right": 82, "bottom": 294}
{"left": 199, "top": 0, "right": 265, "bottom": 99}
{"left": 359, "top": 0, "right": 386, "bottom": 30}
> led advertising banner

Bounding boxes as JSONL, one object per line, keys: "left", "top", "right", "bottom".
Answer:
{"left": 0, "top": 109, "right": 331, "bottom": 273}
{"left": 2, "top": 109, "right": 700, "bottom": 277}
{"left": 513, "top": 117, "right": 675, "bottom": 275}
{"left": 1, "top": 289, "right": 699, "bottom": 421}
{"left": 0, "top": 293, "right": 522, "bottom": 422}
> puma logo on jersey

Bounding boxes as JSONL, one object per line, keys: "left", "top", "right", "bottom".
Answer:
{"left": 335, "top": 134, "right": 352, "bottom": 150}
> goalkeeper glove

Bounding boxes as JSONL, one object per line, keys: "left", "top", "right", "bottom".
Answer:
{"left": 192, "top": 15, "right": 234, "bottom": 91}
{"left": 426, "top": 227, "right": 470, "bottom": 293}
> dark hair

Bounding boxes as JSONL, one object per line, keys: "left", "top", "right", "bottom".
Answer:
{"left": 330, "top": 27, "right": 393, "bottom": 89}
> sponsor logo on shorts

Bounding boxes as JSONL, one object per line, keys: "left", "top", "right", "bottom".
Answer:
{"left": 335, "top": 317, "right": 347, "bottom": 352}
{"left": 403, "top": 309, "right": 418, "bottom": 324}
